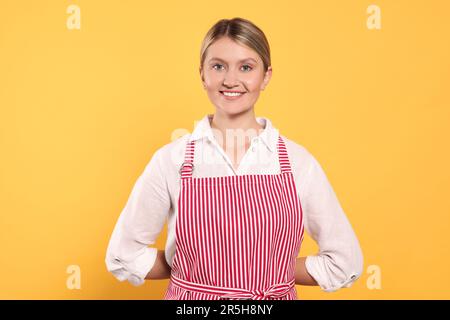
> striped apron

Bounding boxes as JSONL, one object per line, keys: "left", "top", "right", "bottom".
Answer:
{"left": 164, "top": 135, "right": 304, "bottom": 300}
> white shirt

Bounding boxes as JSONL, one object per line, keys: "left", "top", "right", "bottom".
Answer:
{"left": 105, "top": 114, "right": 364, "bottom": 293}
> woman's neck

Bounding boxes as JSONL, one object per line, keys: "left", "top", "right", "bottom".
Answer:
{"left": 209, "top": 109, "right": 264, "bottom": 139}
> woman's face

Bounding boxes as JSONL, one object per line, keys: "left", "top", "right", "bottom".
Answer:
{"left": 200, "top": 37, "right": 272, "bottom": 116}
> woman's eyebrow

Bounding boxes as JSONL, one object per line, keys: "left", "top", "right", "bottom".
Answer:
{"left": 209, "top": 57, "right": 257, "bottom": 63}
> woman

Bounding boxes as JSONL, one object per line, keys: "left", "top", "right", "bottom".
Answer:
{"left": 105, "top": 17, "right": 363, "bottom": 300}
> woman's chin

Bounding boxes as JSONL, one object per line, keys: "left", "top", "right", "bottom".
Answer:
{"left": 216, "top": 105, "right": 252, "bottom": 117}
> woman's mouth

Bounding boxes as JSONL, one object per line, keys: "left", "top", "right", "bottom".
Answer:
{"left": 219, "top": 91, "right": 246, "bottom": 100}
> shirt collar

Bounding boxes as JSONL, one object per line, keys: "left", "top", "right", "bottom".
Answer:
{"left": 189, "top": 114, "right": 279, "bottom": 153}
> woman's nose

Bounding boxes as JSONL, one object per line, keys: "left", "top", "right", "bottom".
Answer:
{"left": 223, "top": 70, "right": 240, "bottom": 87}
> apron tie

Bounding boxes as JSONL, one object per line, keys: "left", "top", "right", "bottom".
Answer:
{"left": 171, "top": 274, "right": 295, "bottom": 300}
{"left": 221, "top": 279, "right": 296, "bottom": 300}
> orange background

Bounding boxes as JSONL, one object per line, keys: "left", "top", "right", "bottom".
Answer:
{"left": 1, "top": 0, "right": 449, "bottom": 299}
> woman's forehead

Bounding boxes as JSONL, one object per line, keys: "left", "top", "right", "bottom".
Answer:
{"left": 206, "top": 39, "right": 261, "bottom": 63}
{"left": 208, "top": 57, "right": 258, "bottom": 64}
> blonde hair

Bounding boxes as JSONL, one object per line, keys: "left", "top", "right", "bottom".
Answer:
{"left": 200, "top": 17, "right": 271, "bottom": 72}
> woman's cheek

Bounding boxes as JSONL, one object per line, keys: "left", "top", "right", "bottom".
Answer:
{"left": 208, "top": 71, "right": 223, "bottom": 82}
{"left": 243, "top": 78, "right": 262, "bottom": 92}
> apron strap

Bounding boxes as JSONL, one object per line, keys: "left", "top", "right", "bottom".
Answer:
{"left": 179, "top": 140, "right": 195, "bottom": 179}
{"left": 179, "top": 134, "right": 292, "bottom": 178}
{"left": 277, "top": 135, "right": 292, "bottom": 174}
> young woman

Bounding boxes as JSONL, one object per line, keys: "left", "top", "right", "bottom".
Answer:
{"left": 105, "top": 17, "right": 363, "bottom": 300}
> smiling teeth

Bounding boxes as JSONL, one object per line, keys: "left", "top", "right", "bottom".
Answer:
{"left": 223, "top": 92, "right": 243, "bottom": 96}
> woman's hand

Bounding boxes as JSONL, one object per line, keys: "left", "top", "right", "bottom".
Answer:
{"left": 145, "top": 250, "right": 172, "bottom": 280}
{"left": 295, "top": 257, "right": 319, "bottom": 286}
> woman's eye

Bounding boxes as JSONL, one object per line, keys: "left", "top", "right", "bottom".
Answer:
{"left": 212, "top": 64, "right": 224, "bottom": 71}
{"left": 241, "top": 64, "right": 252, "bottom": 72}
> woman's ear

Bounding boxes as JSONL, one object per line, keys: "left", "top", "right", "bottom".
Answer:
{"left": 199, "top": 67, "right": 206, "bottom": 88}
{"left": 261, "top": 66, "right": 273, "bottom": 91}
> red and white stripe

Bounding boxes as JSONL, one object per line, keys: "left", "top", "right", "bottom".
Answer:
{"left": 164, "top": 135, "right": 304, "bottom": 300}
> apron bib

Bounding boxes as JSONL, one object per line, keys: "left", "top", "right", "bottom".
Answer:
{"left": 164, "top": 135, "right": 304, "bottom": 300}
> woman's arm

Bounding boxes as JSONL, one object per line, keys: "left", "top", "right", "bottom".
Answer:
{"left": 145, "top": 250, "right": 172, "bottom": 280}
{"left": 298, "top": 154, "right": 364, "bottom": 292}
{"left": 295, "top": 257, "right": 319, "bottom": 286}
{"left": 105, "top": 148, "right": 171, "bottom": 286}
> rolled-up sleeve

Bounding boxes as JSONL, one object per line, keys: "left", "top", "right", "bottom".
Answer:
{"left": 105, "top": 148, "right": 171, "bottom": 286}
{"left": 302, "top": 155, "right": 364, "bottom": 292}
